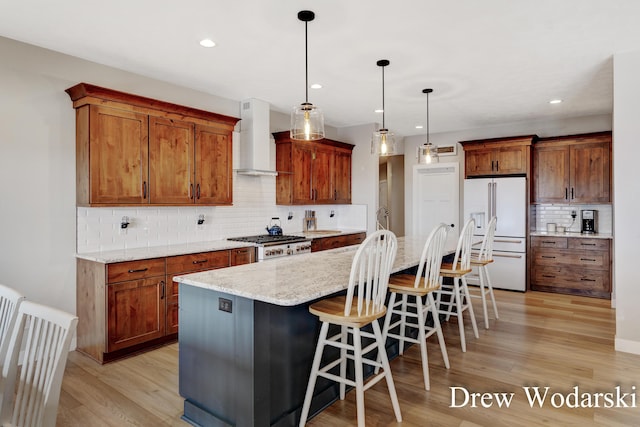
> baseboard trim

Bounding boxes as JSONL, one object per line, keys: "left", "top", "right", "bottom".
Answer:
{"left": 615, "top": 337, "right": 640, "bottom": 355}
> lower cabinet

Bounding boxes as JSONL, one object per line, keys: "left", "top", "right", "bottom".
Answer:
{"left": 311, "top": 232, "right": 366, "bottom": 252}
{"left": 530, "top": 236, "right": 611, "bottom": 299}
{"left": 77, "top": 247, "right": 253, "bottom": 363}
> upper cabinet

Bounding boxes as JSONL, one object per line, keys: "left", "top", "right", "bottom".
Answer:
{"left": 532, "top": 132, "right": 611, "bottom": 204}
{"left": 66, "top": 83, "right": 239, "bottom": 206}
{"left": 460, "top": 135, "right": 536, "bottom": 178}
{"left": 274, "top": 132, "right": 354, "bottom": 205}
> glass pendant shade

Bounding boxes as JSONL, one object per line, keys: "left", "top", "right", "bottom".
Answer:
{"left": 417, "top": 142, "right": 438, "bottom": 164}
{"left": 290, "top": 10, "right": 325, "bottom": 141}
{"left": 291, "top": 102, "right": 324, "bottom": 141}
{"left": 371, "top": 129, "right": 396, "bottom": 155}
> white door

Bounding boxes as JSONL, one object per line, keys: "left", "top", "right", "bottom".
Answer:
{"left": 413, "top": 163, "right": 459, "bottom": 247}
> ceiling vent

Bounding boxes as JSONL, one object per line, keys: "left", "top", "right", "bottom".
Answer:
{"left": 235, "top": 98, "right": 278, "bottom": 176}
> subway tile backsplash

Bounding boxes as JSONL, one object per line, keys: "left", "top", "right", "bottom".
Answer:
{"left": 532, "top": 204, "right": 612, "bottom": 234}
{"left": 77, "top": 174, "right": 368, "bottom": 253}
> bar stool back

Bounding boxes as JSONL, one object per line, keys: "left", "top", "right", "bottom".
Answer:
{"left": 299, "top": 230, "right": 401, "bottom": 427}
{"left": 467, "top": 216, "right": 500, "bottom": 328}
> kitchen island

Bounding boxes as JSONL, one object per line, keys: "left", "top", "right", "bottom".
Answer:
{"left": 175, "top": 235, "right": 452, "bottom": 427}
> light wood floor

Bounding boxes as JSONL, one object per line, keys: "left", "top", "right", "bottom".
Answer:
{"left": 56, "top": 291, "right": 640, "bottom": 426}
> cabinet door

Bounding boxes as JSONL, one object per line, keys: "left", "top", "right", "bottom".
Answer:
{"left": 334, "top": 149, "right": 352, "bottom": 203}
{"left": 532, "top": 145, "right": 570, "bottom": 203}
{"left": 89, "top": 106, "right": 149, "bottom": 204}
{"left": 230, "top": 247, "right": 254, "bottom": 265}
{"left": 195, "top": 125, "right": 233, "bottom": 205}
{"left": 313, "top": 145, "right": 335, "bottom": 204}
{"left": 465, "top": 150, "right": 494, "bottom": 177}
{"left": 149, "top": 117, "right": 195, "bottom": 204}
{"left": 107, "top": 277, "right": 166, "bottom": 352}
{"left": 494, "top": 146, "right": 527, "bottom": 175}
{"left": 570, "top": 142, "right": 611, "bottom": 203}
{"left": 291, "top": 142, "right": 314, "bottom": 204}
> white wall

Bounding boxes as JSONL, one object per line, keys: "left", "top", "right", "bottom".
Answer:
{"left": 403, "top": 115, "right": 612, "bottom": 236}
{"left": 613, "top": 50, "right": 640, "bottom": 354}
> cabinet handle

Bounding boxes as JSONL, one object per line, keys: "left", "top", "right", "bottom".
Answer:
{"left": 189, "top": 183, "right": 194, "bottom": 199}
{"left": 192, "top": 259, "right": 208, "bottom": 264}
{"left": 128, "top": 268, "right": 148, "bottom": 273}
{"left": 542, "top": 274, "right": 556, "bottom": 278}
{"left": 581, "top": 243, "right": 596, "bottom": 246}
{"left": 571, "top": 187, "right": 574, "bottom": 200}
{"left": 160, "top": 280, "right": 165, "bottom": 299}
{"left": 334, "top": 189, "right": 337, "bottom": 200}
{"left": 493, "top": 253, "right": 523, "bottom": 259}
{"left": 197, "top": 183, "right": 201, "bottom": 199}
{"left": 541, "top": 256, "right": 556, "bottom": 259}
{"left": 580, "top": 278, "right": 596, "bottom": 282}
{"left": 143, "top": 181, "right": 147, "bottom": 199}
{"left": 541, "top": 241, "right": 556, "bottom": 244}
{"left": 495, "top": 160, "right": 499, "bottom": 171}
{"left": 580, "top": 258, "right": 596, "bottom": 262}
{"left": 565, "top": 188, "right": 568, "bottom": 200}
{"left": 494, "top": 239, "right": 523, "bottom": 244}
{"left": 235, "top": 248, "right": 249, "bottom": 254}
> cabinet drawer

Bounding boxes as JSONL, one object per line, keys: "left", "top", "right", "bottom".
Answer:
{"left": 532, "top": 266, "right": 610, "bottom": 293}
{"left": 532, "top": 248, "right": 608, "bottom": 269}
{"left": 568, "top": 238, "right": 610, "bottom": 251}
{"left": 230, "top": 247, "right": 254, "bottom": 266}
{"left": 107, "top": 258, "right": 165, "bottom": 283}
{"left": 531, "top": 236, "right": 568, "bottom": 249}
{"left": 166, "top": 251, "right": 229, "bottom": 275}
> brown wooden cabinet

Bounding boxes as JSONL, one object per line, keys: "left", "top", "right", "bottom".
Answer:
{"left": 311, "top": 232, "right": 366, "bottom": 252}
{"left": 532, "top": 132, "right": 611, "bottom": 204}
{"left": 460, "top": 135, "right": 535, "bottom": 178}
{"left": 274, "top": 132, "right": 354, "bottom": 205}
{"left": 67, "top": 83, "right": 239, "bottom": 206}
{"left": 530, "top": 236, "right": 611, "bottom": 299}
{"left": 77, "top": 246, "right": 253, "bottom": 363}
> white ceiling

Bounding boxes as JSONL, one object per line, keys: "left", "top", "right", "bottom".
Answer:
{"left": 2, "top": 0, "right": 639, "bottom": 137}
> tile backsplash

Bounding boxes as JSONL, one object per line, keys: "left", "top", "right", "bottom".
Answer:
{"left": 77, "top": 174, "right": 367, "bottom": 253}
{"left": 532, "top": 204, "right": 612, "bottom": 234}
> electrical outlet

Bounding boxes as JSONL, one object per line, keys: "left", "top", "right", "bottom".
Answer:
{"left": 219, "top": 297, "right": 232, "bottom": 313}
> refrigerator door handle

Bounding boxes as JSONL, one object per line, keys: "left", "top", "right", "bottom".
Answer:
{"left": 492, "top": 182, "right": 497, "bottom": 229}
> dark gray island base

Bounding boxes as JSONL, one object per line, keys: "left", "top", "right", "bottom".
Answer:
{"left": 176, "top": 237, "right": 456, "bottom": 426}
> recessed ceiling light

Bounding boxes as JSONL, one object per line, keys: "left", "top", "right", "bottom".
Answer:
{"left": 549, "top": 99, "right": 562, "bottom": 104}
{"left": 374, "top": 109, "right": 384, "bottom": 113}
{"left": 415, "top": 125, "right": 424, "bottom": 129}
{"left": 199, "top": 39, "right": 216, "bottom": 48}
{"left": 310, "top": 83, "right": 322, "bottom": 89}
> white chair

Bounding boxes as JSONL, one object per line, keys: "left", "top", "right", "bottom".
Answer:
{"left": 299, "top": 230, "right": 401, "bottom": 427}
{"left": 0, "top": 285, "right": 25, "bottom": 358}
{"left": 436, "top": 218, "right": 479, "bottom": 353}
{"left": 0, "top": 300, "right": 78, "bottom": 427}
{"left": 380, "top": 223, "right": 450, "bottom": 390}
{"left": 466, "top": 216, "right": 500, "bottom": 329}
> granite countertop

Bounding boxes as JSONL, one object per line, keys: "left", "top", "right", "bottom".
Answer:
{"left": 529, "top": 231, "right": 613, "bottom": 240}
{"left": 175, "top": 235, "right": 455, "bottom": 307}
{"left": 76, "top": 240, "right": 255, "bottom": 263}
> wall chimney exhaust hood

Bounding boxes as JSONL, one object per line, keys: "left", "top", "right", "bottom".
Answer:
{"left": 235, "top": 98, "right": 278, "bottom": 176}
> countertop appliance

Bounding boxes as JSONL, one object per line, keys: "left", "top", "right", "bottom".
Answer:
{"left": 227, "top": 234, "right": 311, "bottom": 262}
{"left": 581, "top": 209, "right": 597, "bottom": 234}
{"left": 464, "top": 177, "right": 527, "bottom": 291}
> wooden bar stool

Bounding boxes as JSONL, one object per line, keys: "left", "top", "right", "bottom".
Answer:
{"left": 380, "top": 223, "right": 450, "bottom": 390}
{"left": 467, "top": 216, "right": 500, "bottom": 329}
{"left": 436, "top": 218, "right": 479, "bottom": 352}
{"left": 299, "top": 230, "right": 402, "bottom": 427}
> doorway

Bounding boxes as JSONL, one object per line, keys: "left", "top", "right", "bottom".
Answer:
{"left": 378, "top": 155, "right": 405, "bottom": 236}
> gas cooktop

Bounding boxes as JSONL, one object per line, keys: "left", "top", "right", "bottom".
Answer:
{"left": 227, "top": 234, "right": 309, "bottom": 246}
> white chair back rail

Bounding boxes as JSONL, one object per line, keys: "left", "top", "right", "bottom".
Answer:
{"left": 414, "top": 223, "right": 449, "bottom": 290}
{"left": 0, "top": 301, "right": 78, "bottom": 427}
{"left": 0, "top": 285, "right": 25, "bottom": 361}
{"left": 477, "top": 216, "right": 497, "bottom": 261}
{"left": 451, "top": 218, "right": 475, "bottom": 270}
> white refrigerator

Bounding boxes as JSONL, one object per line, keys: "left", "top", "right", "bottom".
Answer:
{"left": 463, "top": 177, "right": 527, "bottom": 291}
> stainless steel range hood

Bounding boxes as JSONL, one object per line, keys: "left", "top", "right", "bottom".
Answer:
{"left": 235, "top": 98, "right": 278, "bottom": 176}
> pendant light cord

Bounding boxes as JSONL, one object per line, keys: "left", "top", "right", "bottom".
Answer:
{"left": 381, "top": 65, "right": 385, "bottom": 128}
{"left": 305, "top": 20, "right": 309, "bottom": 104}
{"left": 426, "top": 90, "right": 429, "bottom": 143}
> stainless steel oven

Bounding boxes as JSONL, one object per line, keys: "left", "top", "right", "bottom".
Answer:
{"left": 227, "top": 235, "right": 312, "bottom": 262}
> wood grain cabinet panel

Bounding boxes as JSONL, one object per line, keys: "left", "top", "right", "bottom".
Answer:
{"left": 460, "top": 136, "right": 535, "bottom": 178}
{"left": 274, "top": 131, "right": 354, "bottom": 205}
{"left": 530, "top": 236, "right": 611, "bottom": 299}
{"left": 532, "top": 132, "right": 611, "bottom": 204}
{"left": 67, "top": 83, "right": 239, "bottom": 206}
{"left": 311, "top": 232, "right": 366, "bottom": 252}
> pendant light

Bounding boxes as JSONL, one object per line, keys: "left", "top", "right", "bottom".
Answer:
{"left": 417, "top": 88, "right": 439, "bottom": 164}
{"left": 290, "top": 10, "right": 325, "bottom": 141}
{"left": 371, "top": 59, "right": 395, "bottom": 156}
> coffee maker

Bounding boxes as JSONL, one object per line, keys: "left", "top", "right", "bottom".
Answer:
{"left": 581, "top": 210, "right": 597, "bottom": 234}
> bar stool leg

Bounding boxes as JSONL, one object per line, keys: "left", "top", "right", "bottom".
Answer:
{"left": 399, "top": 294, "right": 408, "bottom": 355}
{"left": 453, "top": 277, "right": 467, "bottom": 352}
{"left": 462, "top": 276, "right": 480, "bottom": 340}
{"left": 372, "top": 320, "right": 402, "bottom": 422}
{"left": 352, "top": 327, "right": 365, "bottom": 427}
{"left": 299, "top": 322, "right": 329, "bottom": 427}
{"left": 427, "top": 292, "right": 450, "bottom": 369}
{"left": 479, "top": 265, "right": 490, "bottom": 329}
{"left": 339, "top": 325, "right": 348, "bottom": 400}
{"left": 415, "top": 295, "right": 430, "bottom": 390}
{"left": 485, "top": 266, "right": 499, "bottom": 320}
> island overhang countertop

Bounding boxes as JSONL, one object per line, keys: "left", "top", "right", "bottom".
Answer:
{"left": 175, "top": 235, "right": 455, "bottom": 306}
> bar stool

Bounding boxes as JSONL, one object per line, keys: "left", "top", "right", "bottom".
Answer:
{"left": 467, "top": 216, "right": 499, "bottom": 329}
{"left": 436, "top": 218, "right": 479, "bottom": 353}
{"left": 380, "top": 223, "right": 450, "bottom": 390}
{"left": 299, "top": 230, "right": 402, "bottom": 427}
